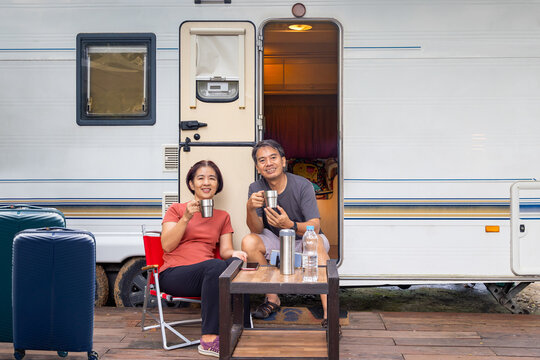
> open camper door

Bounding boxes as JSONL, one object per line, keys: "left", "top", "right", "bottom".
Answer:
{"left": 179, "top": 22, "right": 256, "bottom": 247}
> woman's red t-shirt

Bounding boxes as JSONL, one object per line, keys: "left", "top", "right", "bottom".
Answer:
{"left": 160, "top": 202, "right": 233, "bottom": 272}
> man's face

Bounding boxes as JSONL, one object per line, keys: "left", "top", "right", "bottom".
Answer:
{"left": 255, "top": 146, "right": 286, "bottom": 180}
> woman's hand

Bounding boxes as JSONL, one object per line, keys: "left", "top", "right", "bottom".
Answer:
{"left": 182, "top": 200, "right": 200, "bottom": 222}
{"left": 231, "top": 250, "right": 248, "bottom": 263}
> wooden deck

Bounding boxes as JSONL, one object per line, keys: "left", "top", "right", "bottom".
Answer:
{"left": 1, "top": 306, "right": 540, "bottom": 359}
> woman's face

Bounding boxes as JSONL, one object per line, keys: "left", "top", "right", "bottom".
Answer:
{"left": 189, "top": 166, "right": 218, "bottom": 200}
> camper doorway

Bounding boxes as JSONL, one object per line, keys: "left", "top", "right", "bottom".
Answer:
{"left": 261, "top": 20, "right": 341, "bottom": 259}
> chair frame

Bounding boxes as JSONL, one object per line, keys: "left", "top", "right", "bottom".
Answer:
{"left": 140, "top": 228, "right": 202, "bottom": 350}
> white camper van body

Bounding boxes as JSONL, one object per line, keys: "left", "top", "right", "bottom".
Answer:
{"left": 1, "top": 0, "right": 540, "bottom": 305}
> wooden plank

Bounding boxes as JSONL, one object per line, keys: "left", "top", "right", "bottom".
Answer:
{"left": 380, "top": 312, "right": 540, "bottom": 326}
{"left": 347, "top": 312, "right": 387, "bottom": 330}
{"left": 339, "top": 344, "right": 496, "bottom": 356}
{"left": 344, "top": 329, "right": 480, "bottom": 339}
{"left": 405, "top": 356, "right": 540, "bottom": 360}
{"left": 233, "top": 265, "right": 327, "bottom": 285}
{"left": 231, "top": 265, "right": 328, "bottom": 294}
{"left": 232, "top": 329, "right": 327, "bottom": 358}
{"left": 492, "top": 347, "right": 540, "bottom": 357}
{"left": 396, "top": 337, "right": 540, "bottom": 348}
{"left": 338, "top": 337, "right": 396, "bottom": 346}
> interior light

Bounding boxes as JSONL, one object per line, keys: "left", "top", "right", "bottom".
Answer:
{"left": 288, "top": 24, "right": 312, "bottom": 31}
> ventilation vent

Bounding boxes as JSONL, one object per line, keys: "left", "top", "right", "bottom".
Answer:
{"left": 162, "top": 192, "right": 178, "bottom": 217}
{"left": 163, "top": 145, "right": 179, "bottom": 171}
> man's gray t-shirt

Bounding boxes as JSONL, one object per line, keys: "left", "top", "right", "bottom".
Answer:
{"left": 248, "top": 172, "right": 320, "bottom": 240}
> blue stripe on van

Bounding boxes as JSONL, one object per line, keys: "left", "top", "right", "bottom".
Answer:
{"left": 345, "top": 46, "right": 421, "bottom": 49}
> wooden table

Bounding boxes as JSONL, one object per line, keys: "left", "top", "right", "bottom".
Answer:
{"left": 219, "top": 260, "right": 339, "bottom": 360}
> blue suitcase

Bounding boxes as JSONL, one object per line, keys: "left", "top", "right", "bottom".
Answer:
{"left": 12, "top": 228, "right": 98, "bottom": 360}
{"left": 0, "top": 205, "right": 65, "bottom": 343}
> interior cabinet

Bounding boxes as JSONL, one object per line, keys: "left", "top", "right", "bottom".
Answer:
{"left": 264, "top": 57, "right": 337, "bottom": 94}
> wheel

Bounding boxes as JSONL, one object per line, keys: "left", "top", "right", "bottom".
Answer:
{"left": 95, "top": 264, "right": 109, "bottom": 307}
{"left": 13, "top": 349, "right": 25, "bottom": 360}
{"left": 114, "top": 257, "right": 147, "bottom": 307}
{"left": 88, "top": 350, "right": 99, "bottom": 360}
{"left": 57, "top": 351, "right": 68, "bottom": 357}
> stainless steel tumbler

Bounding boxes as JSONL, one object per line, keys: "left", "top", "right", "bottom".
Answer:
{"left": 279, "top": 229, "right": 295, "bottom": 275}
{"left": 264, "top": 190, "right": 278, "bottom": 209}
{"left": 200, "top": 199, "right": 214, "bottom": 218}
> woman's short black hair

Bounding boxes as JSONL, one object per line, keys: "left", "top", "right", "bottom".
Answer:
{"left": 185, "top": 160, "right": 224, "bottom": 195}
{"left": 251, "top": 139, "right": 286, "bottom": 163}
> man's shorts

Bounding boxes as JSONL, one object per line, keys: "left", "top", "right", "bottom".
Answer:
{"left": 257, "top": 228, "right": 330, "bottom": 260}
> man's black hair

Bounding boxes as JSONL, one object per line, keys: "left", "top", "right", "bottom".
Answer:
{"left": 251, "top": 139, "right": 286, "bottom": 162}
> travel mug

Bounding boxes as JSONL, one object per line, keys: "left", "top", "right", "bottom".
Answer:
{"left": 200, "top": 199, "right": 214, "bottom": 218}
{"left": 264, "top": 190, "right": 278, "bottom": 209}
{"left": 279, "top": 229, "right": 295, "bottom": 275}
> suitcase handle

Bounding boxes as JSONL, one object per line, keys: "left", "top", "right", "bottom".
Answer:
{"left": 34, "top": 227, "right": 73, "bottom": 232}
{"left": 0, "top": 204, "right": 46, "bottom": 210}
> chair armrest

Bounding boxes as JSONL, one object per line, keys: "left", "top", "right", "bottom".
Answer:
{"left": 141, "top": 264, "right": 159, "bottom": 271}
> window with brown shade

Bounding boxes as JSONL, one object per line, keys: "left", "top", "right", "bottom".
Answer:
{"left": 76, "top": 34, "right": 155, "bottom": 125}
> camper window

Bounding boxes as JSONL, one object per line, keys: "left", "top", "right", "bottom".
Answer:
{"left": 76, "top": 33, "right": 156, "bottom": 125}
{"left": 187, "top": 28, "right": 246, "bottom": 105}
{"left": 195, "top": 35, "right": 239, "bottom": 102}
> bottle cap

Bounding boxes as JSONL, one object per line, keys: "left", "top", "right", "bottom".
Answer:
{"left": 306, "top": 225, "right": 314, "bottom": 231}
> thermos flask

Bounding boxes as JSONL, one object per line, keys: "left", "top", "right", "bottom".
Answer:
{"left": 279, "top": 229, "right": 295, "bottom": 275}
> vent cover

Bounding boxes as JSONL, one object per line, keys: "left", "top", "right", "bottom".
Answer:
{"left": 163, "top": 145, "right": 179, "bottom": 171}
{"left": 162, "top": 193, "right": 178, "bottom": 217}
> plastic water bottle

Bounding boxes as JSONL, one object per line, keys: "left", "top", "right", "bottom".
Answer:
{"left": 302, "top": 225, "right": 318, "bottom": 282}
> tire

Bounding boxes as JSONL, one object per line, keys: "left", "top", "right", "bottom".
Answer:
{"left": 95, "top": 264, "right": 109, "bottom": 307}
{"left": 13, "top": 349, "right": 25, "bottom": 360}
{"left": 113, "top": 257, "right": 147, "bottom": 307}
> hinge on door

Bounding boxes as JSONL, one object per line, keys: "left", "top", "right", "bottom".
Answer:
{"left": 257, "top": 35, "right": 263, "bottom": 52}
{"left": 256, "top": 114, "right": 264, "bottom": 140}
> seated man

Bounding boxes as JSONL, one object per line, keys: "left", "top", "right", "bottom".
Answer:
{"left": 241, "top": 139, "right": 332, "bottom": 329}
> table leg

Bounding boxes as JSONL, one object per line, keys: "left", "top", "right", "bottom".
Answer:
{"left": 219, "top": 269, "right": 232, "bottom": 360}
{"left": 327, "top": 260, "right": 339, "bottom": 360}
{"left": 230, "top": 294, "right": 244, "bottom": 350}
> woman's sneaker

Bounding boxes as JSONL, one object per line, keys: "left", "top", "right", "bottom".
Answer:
{"left": 198, "top": 336, "right": 219, "bottom": 358}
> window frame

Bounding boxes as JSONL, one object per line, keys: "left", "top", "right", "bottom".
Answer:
{"left": 76, "top": 33, "right": 156, "bottom": 126}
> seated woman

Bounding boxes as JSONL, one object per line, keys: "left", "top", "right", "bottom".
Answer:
{"left": 159, "top": 160, "right": 247, "bottom": 358}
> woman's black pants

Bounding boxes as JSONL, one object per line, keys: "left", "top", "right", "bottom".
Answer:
{"left": 159, "top": 257, "right": 250, "bottom": 335}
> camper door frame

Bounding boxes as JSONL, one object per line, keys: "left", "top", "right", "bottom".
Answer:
{"left": 258, "top": 18, "right": 345, "bottom": 266}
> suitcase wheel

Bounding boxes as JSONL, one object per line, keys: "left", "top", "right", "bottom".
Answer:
{"left": 58, "top": 351, "right": 68, "bottom": 357}
{"left": 13, "top": 349, "right": 25, "bottom": 360}
{"left": 88, "top": 350, "right": 99, "bottom": 360}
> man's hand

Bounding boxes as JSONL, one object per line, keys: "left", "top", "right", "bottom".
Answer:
{"left": 264, "top": 205, "right": 293, "bottom": 229}
{"left": 247, "top": 190, "right": 265, "bottom": 211}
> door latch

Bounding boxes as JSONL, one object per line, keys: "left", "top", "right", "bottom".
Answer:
{"left": 180, "top": 121, "right": 207, "bottom": 131}
{"left": 182, "top": 137, "right": 191, "bottom": 152}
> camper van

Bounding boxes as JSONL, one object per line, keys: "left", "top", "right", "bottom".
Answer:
{"left": 1, "top": 0, "right": 539, "bottom": 312}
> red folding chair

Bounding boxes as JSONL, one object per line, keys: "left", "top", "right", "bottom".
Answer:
{"left": 140, "top": 225, "right": 221, "bottom": 350}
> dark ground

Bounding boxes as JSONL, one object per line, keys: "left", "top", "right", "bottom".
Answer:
{"left": 251, "top": 283, "right": 540, "bottom": 315}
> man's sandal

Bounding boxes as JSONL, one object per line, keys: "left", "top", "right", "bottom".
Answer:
{"left": 251, "top": 299, "right": 280, "bottom": 319}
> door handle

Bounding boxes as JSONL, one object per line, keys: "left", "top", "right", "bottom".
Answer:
{"left": 180, "top": 121, "right": 207, "bottom": 130}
